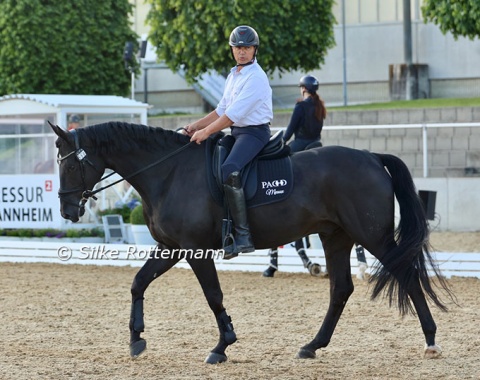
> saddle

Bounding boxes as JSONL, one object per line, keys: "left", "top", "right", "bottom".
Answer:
{"left": 206, "top": 131, "right": 294, "bottom": 208}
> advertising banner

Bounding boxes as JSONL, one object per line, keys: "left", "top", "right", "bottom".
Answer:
{"left": 0, "top": 175, "right": 62, "bottom": 229}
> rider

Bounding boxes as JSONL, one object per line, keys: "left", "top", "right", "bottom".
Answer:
{"left": 283, "top": 74, "right": 325, "bottom": 149}
{"left": 264, "top": 74, "right": 326, "bottom": 277}
{"left": 185, "top": 25, "right": 273, "bottom": 259}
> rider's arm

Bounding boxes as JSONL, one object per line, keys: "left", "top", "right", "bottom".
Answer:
{"left": 190, "top": 114, "right": 233, "bottom": 144}
{"left": 284, "top": 102, "right": 303, "bottom": 142}
{"left": 185, "top": 111, "right": 220, "bottom": 135}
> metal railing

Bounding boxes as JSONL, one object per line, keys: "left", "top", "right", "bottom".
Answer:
{"left": 272, "top": 122, "right": 480, "bottom": 178}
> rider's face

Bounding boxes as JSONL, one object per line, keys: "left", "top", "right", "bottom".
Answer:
{"left": 232, "top": 46, "right": 255, "bottom": 65}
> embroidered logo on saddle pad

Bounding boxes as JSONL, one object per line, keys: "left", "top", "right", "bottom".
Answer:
{"left": 245, "top": 156, "right": 292, "bottom": 207}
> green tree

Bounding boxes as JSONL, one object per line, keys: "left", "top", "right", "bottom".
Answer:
{"left": 0, "top": 0, "right": 139, "bottom": 96}
{"left": 146, "top": 0, "right": 336, "bottom": 83}
{"left": 422, "top": 0, "right": 480, "bottom": 40}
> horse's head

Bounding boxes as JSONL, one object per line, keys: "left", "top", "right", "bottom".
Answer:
{"left": 50, "top": 122, "right": 105, "bottom": 222}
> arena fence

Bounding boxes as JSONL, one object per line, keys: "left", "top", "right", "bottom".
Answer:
{"left": 273, "top": 121, "right": 480, "bottom": 178}
{"left": 1, "top": 240, "right": 479, "bottom": 279}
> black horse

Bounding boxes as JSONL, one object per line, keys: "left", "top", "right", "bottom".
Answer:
{"left": 50, "top": 121, "right": 452, "bottom": 363}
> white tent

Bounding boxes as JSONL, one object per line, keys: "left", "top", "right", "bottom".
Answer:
{"left": 0, "top": 94, "right": 151, "bottom": 229}
{"left": 0, "top": 94, "right": 150, "bottom": 127}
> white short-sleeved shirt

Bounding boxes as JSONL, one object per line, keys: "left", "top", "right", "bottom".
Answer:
{"left": 216, "top": 60, "right": 273, "bottom": 127}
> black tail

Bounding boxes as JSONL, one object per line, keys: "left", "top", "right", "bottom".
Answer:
{"left": 370, "top": 153, "right": 453, "bottom": 315}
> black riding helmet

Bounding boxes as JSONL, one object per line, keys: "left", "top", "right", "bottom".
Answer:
{"left": 299, "top": 75, "right": 319, "bottom": 94}
{"left": 229, "top": 25, "right": 259, "bottom": 47}
{"left": 229, "top": 25, "right": 259, "bottom": 65}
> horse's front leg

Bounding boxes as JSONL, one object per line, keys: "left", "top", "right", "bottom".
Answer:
{"left": 297, "top": 232, "right": 354, "bottom": 359}
{"left": 187, "top": 256, "right": 237, "bottom": 364}
{"left": 130, "top": 246, "right": 180, "bottom": 358}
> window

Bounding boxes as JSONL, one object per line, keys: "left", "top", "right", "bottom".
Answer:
{"left": 0, "top": 119, "right": 56, "bottom": 174}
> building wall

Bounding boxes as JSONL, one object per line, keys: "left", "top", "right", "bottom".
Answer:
{"left": 130, "top": 1, "right": 480, "bottom": 112}
{"left": 413, "top": 178, "right": 480, "bottom": 232}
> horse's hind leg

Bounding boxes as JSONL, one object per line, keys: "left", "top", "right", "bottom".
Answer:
{"left": 130, "top": 249, "right": 180, "bottom": 358}
{"left": 295, "top": 238, "right": 322, "bottom": 277}
{"left": 372, "top": 238, "right": 442, "bottom": 358}
{"left": 407, "top": 278, "right": 442, "bottom": 358}
{"left": 187, "top": 257, "right": 237, "bottom": 364}
{"left": 297, "top": 231, "right": 354, "bottom": 359}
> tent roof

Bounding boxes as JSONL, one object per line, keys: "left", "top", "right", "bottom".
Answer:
{"left": 0, "top": 93, "right": 149, "bottom": 108}
{"left": 0, "top": 94, "right": 150, "bottom": 120}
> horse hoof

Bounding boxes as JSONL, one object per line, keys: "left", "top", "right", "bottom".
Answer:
{"left": 308, "top": 263, "right": 322, "bottom": 277}
{"left": 356, "top": 263, "right": 367, "bottom": 280}
{"left": 424, "top": 344, "right": 442, "bottom": 359}
{"left": 130, "top": 338, "right": 147, "bottom": 358}
{"left": 296, "top": 348, "right": 316, "bottom": 359}
{"left": 204, "top": 352, "right": 228, "bottom": 364}
{"left": 263, "top": 267, "right": 276, "bottom": 277}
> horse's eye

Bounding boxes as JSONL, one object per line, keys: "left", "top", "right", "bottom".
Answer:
{"left": 68, "top": 164, "right": 76, "bottom": 172}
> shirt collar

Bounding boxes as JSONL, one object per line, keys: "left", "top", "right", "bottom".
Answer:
{"left": 230, "top": 59, "right": 257, "bottom": 74}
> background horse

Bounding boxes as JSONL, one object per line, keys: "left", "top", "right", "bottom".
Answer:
{"left": 51, "top": 121, "right": 452, "bottom": 364}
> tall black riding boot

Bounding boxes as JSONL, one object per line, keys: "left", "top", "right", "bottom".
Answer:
{"left": 223, "top": 171, "right": 254, "bottom": 259}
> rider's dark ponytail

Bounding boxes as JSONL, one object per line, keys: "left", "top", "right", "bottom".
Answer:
{"left": 312, "top": 93, "right": 327, "bottom": 121}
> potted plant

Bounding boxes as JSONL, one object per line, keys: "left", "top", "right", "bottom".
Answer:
{"left": 97, "top": 204, "right": 135, "bottom": 224}
{"left": 97, "top": 198, "right": 142, "bottom": 244}
{"left": 130, "top": 205, "right": 156, "bottom": 245}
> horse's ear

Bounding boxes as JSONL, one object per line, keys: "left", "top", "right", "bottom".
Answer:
{"left": 48, "top": 120, "right": 69, "bottom": 141}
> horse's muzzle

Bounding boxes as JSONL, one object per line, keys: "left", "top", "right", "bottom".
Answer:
{"left": 61, "top": 208, "right": 81, "bottom": 223}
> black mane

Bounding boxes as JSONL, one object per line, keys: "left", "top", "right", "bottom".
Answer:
{"left": 78, "top": 122, "right": 191, "bottom": 155}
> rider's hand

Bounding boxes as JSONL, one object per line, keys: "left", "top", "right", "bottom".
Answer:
{"left": 184, "top": 124, "right": 198, "bottom": 137}
{"left": 190, "top": 129, "right": 209, "bottom": 144}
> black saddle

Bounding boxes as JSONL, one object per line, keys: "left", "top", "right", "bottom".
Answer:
{"left": 206, "top": 131, "right": 294, "bottom": 208}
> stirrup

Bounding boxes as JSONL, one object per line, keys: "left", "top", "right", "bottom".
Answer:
{"left": 222, "top": 234, "right": 255, "bottom": 259}
{"left": 222, "top": 233, "right": 238, "bottom": 260}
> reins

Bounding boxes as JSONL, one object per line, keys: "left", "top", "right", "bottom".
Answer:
{"left": 83, "top": 140, "right": 194, "bottom": 200}
{"left": 57, "top": 128, "right": 194, "bottom": 214}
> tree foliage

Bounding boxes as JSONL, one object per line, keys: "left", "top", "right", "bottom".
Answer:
{"left": 146, "top": 0, "right": 336, "bottom": 83}
{"left": 422, "top": 0, "right": 480, "bottom": 40}
{"left": 0, "top": 0, "right": 139, "bottom": 96}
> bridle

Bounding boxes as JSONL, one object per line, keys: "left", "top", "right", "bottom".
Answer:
{"left": 57, "top": 129, "right": 193, "bottom": 218}
{"left": 57, "top": 130, "right": 103, "bottom": 216}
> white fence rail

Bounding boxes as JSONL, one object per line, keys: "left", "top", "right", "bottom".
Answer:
{"left": 1, "top": 240, "right": 479, "bottom": 279}
{"left": 272, "top": 121, "right": 480, "bottom": 178}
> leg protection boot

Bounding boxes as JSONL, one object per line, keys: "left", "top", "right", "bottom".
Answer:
{"left": 263, "top": 248, "right": 278, "bottom": 277}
